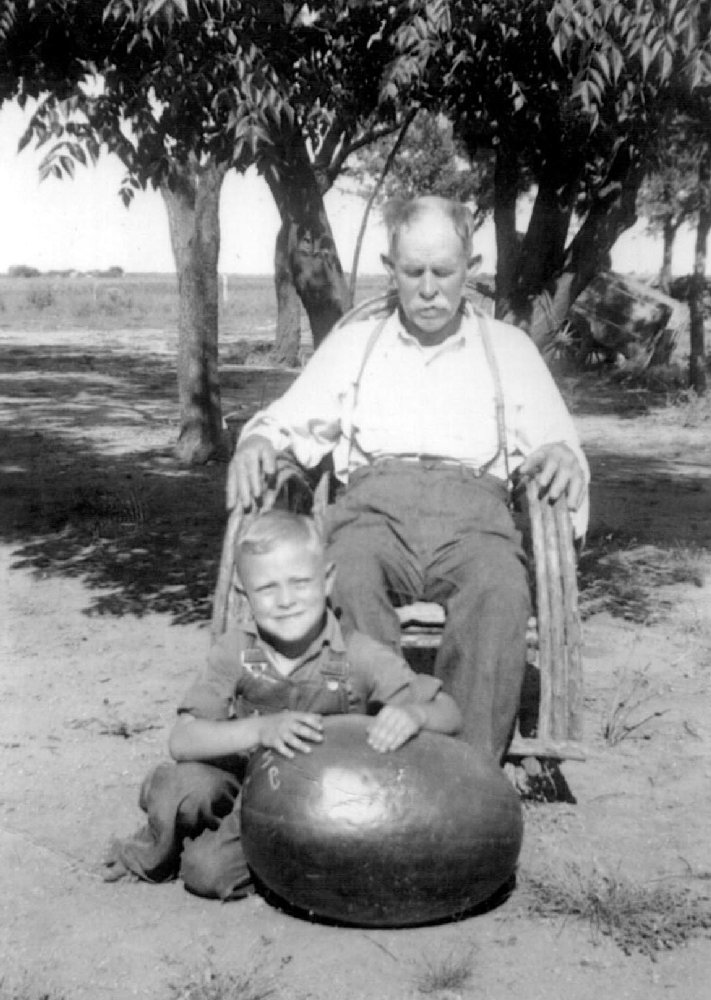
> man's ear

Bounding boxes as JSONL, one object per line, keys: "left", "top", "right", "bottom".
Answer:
{"left": 324, "top": 561, "right": 336, "bottom": 598}
{"left": 467, "top": 253, "right": 483, "bottom": 280}
{"left": 381, "top": 253, "right": 395, "bottom": 281}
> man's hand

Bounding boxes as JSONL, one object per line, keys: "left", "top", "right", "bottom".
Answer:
{"left": 258, "top": 711, "right": 324, "bottom": 759}
{"left": 226, "top": 434, "right": 277, "bottom": 511}
{"left": 367, "top": 704, "right": 425, "bottom": 753}
{"left": 518, "top": 442, "right": 586, "bottom": 511}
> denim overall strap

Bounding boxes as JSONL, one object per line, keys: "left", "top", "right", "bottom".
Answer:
{"left": 241, "top": 647, "right": 270, "bottom": 670}
{"left": 237, "top": 644, "right": 351, "bottom": 716}
{"left": 318, "top": 648, "right": 351, "bottom": 714}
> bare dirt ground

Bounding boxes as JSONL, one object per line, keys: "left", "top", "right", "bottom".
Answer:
{"left": 1, "top": 326, "right": 711, "bottom": 1000}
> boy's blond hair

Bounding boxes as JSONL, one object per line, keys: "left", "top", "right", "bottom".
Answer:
{"left": 235, "top": 510, "right": 324, "bottom": 574}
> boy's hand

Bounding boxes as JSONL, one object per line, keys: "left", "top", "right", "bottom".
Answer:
{"left": 258, "top": 711, "right": 323, "bottom": 759}
{"left": 367, "top": 704, "right": 425, "bottom": 753}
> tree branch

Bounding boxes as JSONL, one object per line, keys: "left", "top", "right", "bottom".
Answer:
{"left": 349, "top": 107, "right": 418, "bottom": 300}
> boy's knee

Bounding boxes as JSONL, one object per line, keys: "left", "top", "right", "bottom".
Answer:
{"left": 180, "top": 824, "right": 251, "bottom": 901}
{"left": 139, "top": 761, "right": 240, "bottom": 832}
{"left": 180, "top": 833, "right": 224, "bottom": 898}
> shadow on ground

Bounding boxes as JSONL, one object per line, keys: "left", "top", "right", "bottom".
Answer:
{"left": 0, "top": 343, "right": 301, "bottom": 625}
{"left": 0, "top": 424, "right": 228, "bottom": 624}
{"left": 1, "top": 342, "right": 708, "bottom": 626}
{"left": 579, "top": 446, "right": 710, "bottom": 622}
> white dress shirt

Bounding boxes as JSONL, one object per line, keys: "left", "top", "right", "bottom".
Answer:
{"left": 240, "top": 305, "right": 590, "bottom": 535}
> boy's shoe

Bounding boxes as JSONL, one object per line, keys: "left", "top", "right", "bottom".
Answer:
{"left": 100, "top": 839, "right": 140, "bottom": 882}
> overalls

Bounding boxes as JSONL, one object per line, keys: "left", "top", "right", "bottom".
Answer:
{"left": 326, "top": 307, "right": 531, "bottom": 761}
{"left": 109, "top": 645, "right": 353, "bottom": 900}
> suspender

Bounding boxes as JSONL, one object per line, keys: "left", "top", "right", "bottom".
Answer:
{"left": 345, "top": 303, "right": 510, "bottom": 486}
{"left": 479, "top": 312, "right": 512, "bottom": 486}
{"left": 341, "top": 313, "right": 390, "bottom": 467}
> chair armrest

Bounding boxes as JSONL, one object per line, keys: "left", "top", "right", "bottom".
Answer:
{"left": 525, "top": 481, "right": 584, "bottom": 747}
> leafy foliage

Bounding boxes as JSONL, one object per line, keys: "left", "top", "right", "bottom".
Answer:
{"left": 638, "top": 119, "right": 705, "bottom": 238}
{"left": 13, "top": 2, "right": 414, "bottom": 204}
{"left": 377, "top": 1, "right": 711, "bottom": 335}
{"left": 343, "top": 109, "right": 495, "bottom": 226}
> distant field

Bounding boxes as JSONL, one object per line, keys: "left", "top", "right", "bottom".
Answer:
{"left": 0, "top": 272, "right": 390, "bottom": 341}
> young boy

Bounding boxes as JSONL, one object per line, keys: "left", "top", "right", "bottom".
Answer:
{"left": 103, "top": 510, "right": 461, "bottom": 900}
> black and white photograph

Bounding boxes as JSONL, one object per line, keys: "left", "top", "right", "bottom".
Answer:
{"left": 1, "top": 3, "right": 710, "bottom": 998}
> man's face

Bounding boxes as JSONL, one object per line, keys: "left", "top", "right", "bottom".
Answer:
{"left": 239, "top": 540, "right": 334, "bottom": 656}
{"left": 383, "top": 212, "right": 472, "bottom": 345}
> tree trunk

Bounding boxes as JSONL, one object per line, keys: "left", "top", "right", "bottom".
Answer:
{"left": 689, "top": 151, "right": 710, "bottom": 396}
{"left": 493, "top": 146, "right": 520, "bottom": 318}
{"left": 516, "top": 173, "right": 576, "bottom": 303}
{"left": 273, "top": 221, "right": 302, "bottom": 366}
{"left": 503, "top": 142, "right": 643, "bottom": 352}
{"left": 659, "top": 217, "right": 676, "bottom": 294}
{"left": 265, "top": 136, "right": 351, "bottom": 351}
{"left": 350, "top": 108, "right": 418, "bottom": 301}
{"left": 161, "top": 159, "right": 227, "bottom": 464}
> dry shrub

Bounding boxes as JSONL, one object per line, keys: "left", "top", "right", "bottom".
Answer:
{"left": 25, "top": 284, "right": 55, "bottom": 310}
{"left": 221, "top": 339, "right": 287, "bottom": 366}
{"left": 579, "top": 535, "right": 707, "bottom": 623}
{"left": 600, "top": 663, "right": 666, "bottom": 746}
{"left": 521, "top": 864, "right": 711, "bottom": 960}
{"left": 672, "top": 388, "right": 711, "bottom": 428}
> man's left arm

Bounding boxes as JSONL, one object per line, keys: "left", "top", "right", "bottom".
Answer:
{"left": 507, "top": 334, "right": 590, "bottom": 537}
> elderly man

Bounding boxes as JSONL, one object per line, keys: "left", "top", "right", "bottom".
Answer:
{"left": 228, "top": 195, "right": 589, "bottom": 762}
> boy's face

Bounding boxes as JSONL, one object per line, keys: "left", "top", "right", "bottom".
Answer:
{"left": 239, "top": 539, "right": 335, "bottom": 656}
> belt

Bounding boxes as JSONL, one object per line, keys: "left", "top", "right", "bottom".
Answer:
{"left": 349, "top": 458, "right": 510, "bottom": 503}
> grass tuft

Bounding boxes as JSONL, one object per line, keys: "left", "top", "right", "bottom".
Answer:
{"left": 169, "top": 966, "right": 275, "bottom": 1000}
{"left": 522, "top": 864, "right": 711, "bottom": 960}
{"left": 413, "top": 948, "right": 476, "bottom": 995}
{"left": 600, "top": 663, "right": 666, "bottom": 746}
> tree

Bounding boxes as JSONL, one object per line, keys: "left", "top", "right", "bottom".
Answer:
{"left": 638, "top": 117, "right": 704, "bottom": 292}
{"left": 248, "top": 2, "right": 421, "bottom": 359}
{"left": 17, "top": 1, "right": 358, "bottom": 459}
{"left": 20, "top": 0, "right": 421, "bottom": 458}
{"left": 688, "top": 143, "right": 710, "bottom": 395}
{"left": 0, "top": 0, "right": 107, "bottom": 106}
{"left": 343, "top": 108, "right": 497, "bottom": 292}
{"left": 382, "top": 0, "right": 711, "bottom": 350}
{"left": 9, "top": 1, "right": 262, "bottom": 463}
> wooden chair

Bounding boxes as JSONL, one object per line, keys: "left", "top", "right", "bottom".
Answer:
{"left": 213, "top": 294, "right": 586, "bottom": 764}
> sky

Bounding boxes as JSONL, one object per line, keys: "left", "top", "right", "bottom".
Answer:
{"left": 0, "top": 100, "right": 699, "bottom": 279}
{"left": 0, "top": 101, "right": 391, "bottom": 276}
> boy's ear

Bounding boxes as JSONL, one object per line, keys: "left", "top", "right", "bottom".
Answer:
{"left": 381, "top": 253, "right": 395, "bottom": 280}
{"left": 324, "top": 560, "right": 336, "bottom": 597}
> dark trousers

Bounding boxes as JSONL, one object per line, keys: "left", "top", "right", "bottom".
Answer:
{"left": 326, "top": 461, "right": 530, "bottom": 761}
{"left": 109, "top": 760, "right": 252, "bottom": 900}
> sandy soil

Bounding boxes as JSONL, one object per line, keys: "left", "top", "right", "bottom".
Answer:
{"left": 1, "top": 326, "right": 711, "bottom": 1000}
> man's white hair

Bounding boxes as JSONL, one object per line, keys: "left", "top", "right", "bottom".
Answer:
{"left": 382, "top": 195, "right": 476, "bottom": 258}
